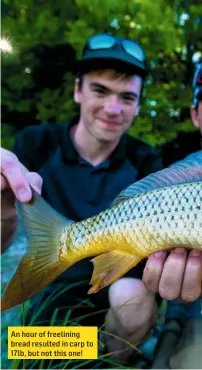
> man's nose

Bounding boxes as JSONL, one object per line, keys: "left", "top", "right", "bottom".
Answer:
{"left": 104, "top": 96, "right": 121, "bottom": 115}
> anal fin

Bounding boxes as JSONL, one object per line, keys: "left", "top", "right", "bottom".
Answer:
{"left": 88, "top": 251, "right": 141, "bottom": 294}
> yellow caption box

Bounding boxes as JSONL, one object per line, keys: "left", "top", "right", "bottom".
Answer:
{"left": 8, "top": 326, "right": 98, "bottom": 359}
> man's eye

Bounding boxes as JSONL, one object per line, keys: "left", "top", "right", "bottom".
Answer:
{"left": 93, "top": 88, "right": 105, "bottom": 95}
{"left": 122, "top": 96, "right": 136, "bottom": 103}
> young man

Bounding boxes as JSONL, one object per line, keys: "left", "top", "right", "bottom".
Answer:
{"left": 152, "top": 62, "right": 202, "bottom": 369}
{"left": 1, "top": 34, "right": 201, "bottom": 366}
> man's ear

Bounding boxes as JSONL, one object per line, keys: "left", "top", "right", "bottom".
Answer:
{"left": 190, "top": 105, "right": 199, "bottom": 129}
{"left": 74, "top": 78, "right": 81, "bottom": 104}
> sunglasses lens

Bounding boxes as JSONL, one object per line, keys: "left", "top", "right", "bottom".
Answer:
{"left": 88, "top": 35, "right": 115, "bottom": 50}
{"left": 122, "top": 40, "right": 145, "bottom": 62}
{"left": 86, "top": 35, "right": 145, "bottom": 65}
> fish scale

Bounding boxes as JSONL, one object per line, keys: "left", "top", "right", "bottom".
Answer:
{"left": 67, "top": 182, "right": 202, "bottom": 259}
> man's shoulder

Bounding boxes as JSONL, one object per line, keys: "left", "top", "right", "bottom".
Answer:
{"left": 12, "top": 123, "right": 68, "bottom": 170}
{"left": 17, "top": 123, "right": 66, "bottom": 144}
{"left": 124, "top": 134, "right": 162, "bottom": 177}
{"left": 125, "top": 134, "right": 160, "bottom": 159}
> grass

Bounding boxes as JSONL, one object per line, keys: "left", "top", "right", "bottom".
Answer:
{"left": 1, "top": 279, "right": 167, "bottom": 370}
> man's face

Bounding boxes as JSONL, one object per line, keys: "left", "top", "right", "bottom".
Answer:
{"left": 74, "top": 70, "right": 142, "bottom": 143}
{"left": 190, "top": 101, "right": 202, "bottom": 134}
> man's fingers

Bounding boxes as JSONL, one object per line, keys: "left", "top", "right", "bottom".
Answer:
{"left": 143, "top": 251, "right": 167, "bottom": 293}
{"left": 180, "top": 250, "right": 202, "bottom": 302}
{"left": 25, "top": 172, "right": 43, "bottom": 195}
{"left": 1, "top": 148, "right": 43, "bottom": 201}
{"left": 1, "top": 161, "right": 32, "bottom": 202}
{"left": 143, "top": 248, "right": 202, "bottom": 302}
{"left": 1, "top": 149, "right": 31, "bottom": 201}
{"left": 159, "top": 248, "right": 187, "bottom": 300}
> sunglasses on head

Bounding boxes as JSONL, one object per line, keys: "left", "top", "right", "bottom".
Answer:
{"left": 83, "top": 34, "right": 146, "bottom": 65}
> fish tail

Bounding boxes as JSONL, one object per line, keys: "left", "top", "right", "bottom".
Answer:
{"left": 1, "top": 188, "right": 74, "bottom": 312}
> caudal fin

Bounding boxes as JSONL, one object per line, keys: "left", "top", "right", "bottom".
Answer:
{"left": 1, "top": 189, "right": 74, "bottom": 312}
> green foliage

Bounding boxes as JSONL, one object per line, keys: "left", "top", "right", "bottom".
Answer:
{"left": 2, "top": 0, "right": 202, "bottom": 148}
{"left": 35, "top": 72, "right": 77, "bottom": 122}
{"left": 1, "top": 124, "right": 18, "bottom": 149}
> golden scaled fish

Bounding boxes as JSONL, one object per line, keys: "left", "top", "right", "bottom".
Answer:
{"left": 1, "top": 151, "right": 202, "bottom": 312}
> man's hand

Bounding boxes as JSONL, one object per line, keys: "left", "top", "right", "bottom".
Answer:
{"left": 1, "top": 147, "right": 43, "bottom": 253}
{"left": 143, "top": 248, "right": 202, "bottom": 302}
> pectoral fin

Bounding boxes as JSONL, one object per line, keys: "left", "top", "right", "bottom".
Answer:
{"left": 88, "top": 251, "right": 141, "bottom": 294}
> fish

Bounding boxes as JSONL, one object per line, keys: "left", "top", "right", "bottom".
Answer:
{"left": 1, "top": 151, "right": 202, "bottom": 312}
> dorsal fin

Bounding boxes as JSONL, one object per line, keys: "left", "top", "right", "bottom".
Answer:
{"left": 111, "top": 150, "right": 202, "bottom": 207}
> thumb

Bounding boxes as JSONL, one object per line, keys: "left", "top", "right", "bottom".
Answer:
{"left": 25, "top": 172, "right": 43, "bottom": 195}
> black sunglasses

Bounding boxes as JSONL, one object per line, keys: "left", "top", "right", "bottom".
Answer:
{"left": 83, "top": 34, "right": 146, "bottom": 65}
